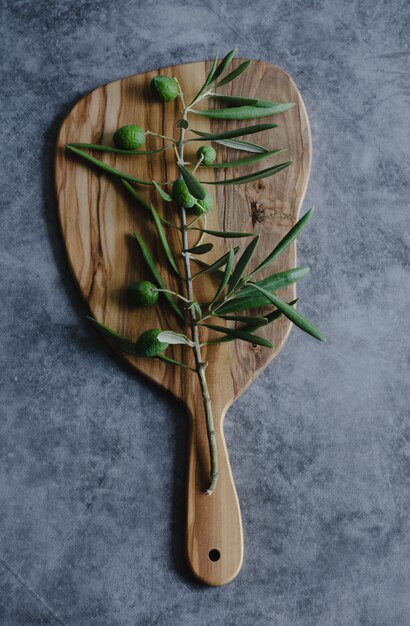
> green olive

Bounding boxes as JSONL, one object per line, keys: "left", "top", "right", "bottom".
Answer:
{"left": 196, "top": 145, "right": 217, "bottom": 165}
{"left": 126, "top": 281, "right": 158, "bottom": 307}
{"left": 150, "top": 76, "right": 179, "bottom": 102}
{"left": 172, "top": 178, "right": 196, "bottom": 208}
{"left": 134, "top": 329, "right": 169, "bottom": 357}
{"left": 190, "top": 190, "right": 213, "bottom": 216}
{"left": 113, "top": 125, "right": 145, "bottom": 150}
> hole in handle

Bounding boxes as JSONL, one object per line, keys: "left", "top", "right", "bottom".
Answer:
{"left": 208, "top": 549, "right": 221, "bottom": 562}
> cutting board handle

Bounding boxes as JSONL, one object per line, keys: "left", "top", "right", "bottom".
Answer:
{"left": 185, "top": 406, "right": 243, "bottom": 586}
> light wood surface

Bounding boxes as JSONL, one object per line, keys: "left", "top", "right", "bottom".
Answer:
{"left": 55, "top": 59, "right": 311, "bottom": 586}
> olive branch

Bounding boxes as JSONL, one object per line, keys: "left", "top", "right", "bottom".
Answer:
{"left": 65, "top": 50, "right": 325, "bottom": 495}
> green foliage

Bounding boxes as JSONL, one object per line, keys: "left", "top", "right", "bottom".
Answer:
{"left": 133, "top": 232, "right": 184, "bottom": 320}
{"left": 192, "top": 248, "right": 240, "bottom": 278}
{"left": 152, "top": 180, "right": 173, "bottom": 202}
{"left": 188, "top": 123, "right": 278, "bottom": 142}
{"left": 249, "top": 284, "right": 326, "bottom": 342}
{"left": 226, "top": 236, "right": 259, "bottom": 294}
{"left": 211, "top": 248, "right": 235, "bottom": 304}
{"left": 156, "top": 355, "right": 195, "bottom": 370}
{"left": 214, "top": 268, "right": 309, "bottom": 314}
{"left": 148, "top": 203, "right": 181, "bottom": 276}
{"left": 191, "top": 54, "right": 220, "bottom": 103}
{"left": 87, "top": 317, "right": 138, "bottom": 354}
{"left": 67, "top": 143, "right": 170, "bottom": 156}
{"left": 203, "top": 162, "right": 292, "bottom": 186}
{"left": 201, "top": 322, "right": 273, "bottom": 348}
{"left": 204, "top": 300, "right": 299, "bottom": 345}
{"left": 178, "top": 163, "right": 207, "bottom": 200}
{"left": 213, "top": 138, "right": 269, "bottom": 153}
{"left": 212, "top": 49, "right": 237, "bottom": 82}
{"left": 188, "top": 228, "right": 253, "bottom": 238}
{"left": 186, "top": 243, "right": 213, "bottom": 255}
{"left": 217, "top": 314, "right": 268, "bottom": 323}
{"left": 244, "top": 299, "right": 298, "bottom": 331}
{"left": 121, "top": 179, "right": 151, "bottom": 211}
{"left": 202, "top": 149, "right": 286, "bottom": 169}
{"left": 192, "top": 103, "right": 295, "bottom": 120}
{"left": 250, "top": 208, "right": 314, "bottom": 276}
{"left": 188, "top": 123, "right": 280, "bottom": 154}
{"left": 210, "top": 95, "right": 294, "bottom": 109}
{"left": 215, "top": 60, "right": 251, "bottom": 87}
{"left": 65, "top": 145, "right": 151, "bottom": 185}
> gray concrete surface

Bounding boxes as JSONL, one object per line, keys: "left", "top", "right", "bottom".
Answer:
{"left": 1, "top": 0, "right": 410, "bottom": 624}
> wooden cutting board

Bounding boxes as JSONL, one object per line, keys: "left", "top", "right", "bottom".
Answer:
{"left": 55, "top": 59, "right": 311, "bottom": 586}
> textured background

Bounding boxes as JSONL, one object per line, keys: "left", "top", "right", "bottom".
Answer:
{"left": 1, "top": 0, "right": 409, "bottom": 624}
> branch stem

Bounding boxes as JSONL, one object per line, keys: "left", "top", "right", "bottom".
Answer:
{"left": 145, "top": 130, "right": 178, "bottom": 144}
{"left": 154, "top": 289, "right": 192, "bottom": 304}
{"left": 178, "top": 106, "right": 219, "bottom": 496}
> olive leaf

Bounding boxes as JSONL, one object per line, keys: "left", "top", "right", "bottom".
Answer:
{"left": 86, "top": 317, "right": 137, "bottom": 354}
{"left": 226, "top": 236, "right": 259, "bottom": 294}
{"left": 214, "top": 268, "right": 308, "bottom": 314}
{"left": 211, "top": 248, "right": 235, "bottom": 304}
{"left": 65, "top": 145, "right": 151, "bottom": 185}
{"left": 202, "top": 335, "right": 232, "bottom": 346}
{"left": 156, "top": 355, "right": 195, "bottom": 371}
{"left": 217, "top": 314, "right": 268, "bottom": 324}
{"left": 249, "top": 283, "right": 325, "bottom": 341}
{"left": 192, "top": 103, "right": 295, "bottom": 120}
{"left": 148, "top": 203, "right": 181, "bottom": 276}
{"left": 239, "top": 267, "right": 309, "bottom": 298}
{"left": 133, "top": 231, "right": 184, "bottom": 320}
{"left": 122, "top": 182, "right": 180, "bottom": 277}
{"left": 152, "top": 180, "right": 172, "bottom": 201}
{"left": 204, "top": 300, "right": 298, "bottom": 345}
{"left": 203, "top": 162, "right": 291, "bottom": 186}
{"left": 204, "top": 54, "right": 220, "bottom": 85}
{"left": 186, "top": 243, "right": 213, "bottom": 255}
{"left": 178, "top": 163, "right": 207, "bottom": 200}
{"left": 191, "top": 54, "right": 219, "bottom": 103}
{"left": 209, "top": 96, "right": 293, "bottom": 108}
{"left": 244, "top": 299, "right": 299, "bottom": 331}
{"left": 215, "top": 60, "right": 251, "bottom": 87}
{"left": 250, "top": 208, "right": 314, "bottom": 276}
{"left": 208, "top": 95, "right": 261, "bottom": 106}
{"left": 212, "top": 49, "right": 237, "bottom": 82}
{"left": 202, "top": 149, "right": 286, "bottom": 169}
{"left": 201, "top": 322, "right": 273, "bottom": 348}
{"left": 67, "top": 143, "right": 171, "bottom": 156}
{"left": 121, "top": 179, "right": 151, "bottom": 211}
{"left": 160, "top": 216, "right": 180, "bottom": 230}
{"left": 192, "top": 247, "right": 240, "bottom": 278}
{"left": 188, "top": 228, "right": 254, "bottom": 238}
{"left": 157, "top": 331, "right": 195, "bottom": 347}
{"left": 188, "top": 123, "right": 278, "bottom": 142}
{"left": 214, "top": 138, "right": 269, "bottom": 153}
{"left": 191, "top": 302, "right": 203, "bottom": 318}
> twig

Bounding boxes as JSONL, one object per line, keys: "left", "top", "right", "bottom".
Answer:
{"left": 178, "top": 105, "right": 219, "bottom": 495}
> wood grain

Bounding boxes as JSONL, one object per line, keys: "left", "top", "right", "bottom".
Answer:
{"left": 55, "top": 59, "right": 311, "bottom": 586}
